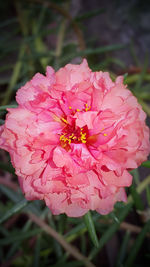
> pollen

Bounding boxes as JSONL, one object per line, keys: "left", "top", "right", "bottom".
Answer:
{"left": 85, "top": 103, "right": 91, "bottom": 112}
{"left": 59, "top": 126, "right": 87, "bottom": 149}
{"left": 61, "top": 118, "right": 69, "bottom": 124}
{"left": 80, "top": 132, "right": 87, "bottom": 143}
{"left": 69, "top": 106, "right": 72, "bottom": 109}
{"left": 103, "top": 133, "right": 107, "bottom": 136}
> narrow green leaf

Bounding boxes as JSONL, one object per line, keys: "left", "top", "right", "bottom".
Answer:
{"left": 0, "top": 225, "right": 9, "bottom": 236}
{"left": 0, "top": 16, "right": 17, "bottom": 27}
{"left": 6, "top": 242, "right": 22, "bottom": 260}
{"left": 51, "top": 261, "right": 84, "bottom": 267}
{"left": 128, "top": 174, "right": 150, "bottom": 203}
{"left": 0, "top": 64, "right": 14, "bottom": 72}
{"left": 130, "top": 169, "right": 140, "bottom": 185}
{"left": 115, "top": 231, "right": 130, "bottom": 267}
{"left": 0, "top": 119, "right": 4, "bottom": 125}
{"left": 146, "top": 186, "right": 150, "bottom": 207}
{"left": 142, "top": 161, "right": 150, "bottom": 168}
{"left": 2, "top": 43, "right": 26, "bottom": 105}
{"left": 58, "top": 214, "right": 67, "bottom": 234}
{"left": 75, "top": 8, "right": 105, "bottom": 21}
{"left": 0, "top": 162, "right": 15, "bottom": 174}
{"left": 0, "top": 228, "right": 42, "bottom": 245}
{"left": 65, "top": 214, "right": 101, "bottom": 243}
{"left": 134, "top": 53, "right": 149, "bottom": 92}
{"left": 84, "top": 211, "right": 99, "bottom": 247}
{"left": 33, "top": 234, "right": 41, "bottom": 267}
{"left": 0, "top": 185, "right": 21, "bottom": 203}
{"left": 81, "top": 235, "right": 86, "bottom": 255}
{"left": 0, "top": 105, "right": 17, "bottom": 111}
{"left": 6, "top": 220, "right": 32, "bottom": 260}
{"left": 0, "top": 184, "right": 42, "bottom": 216}
{"left": 125, "top": 220, "right": 150, "bottom": 267}
{"left": 61, "top": 44, "right": 127, "bottom": 64}
{"left": 0, "top": 77, "right": 10, "bottom": 85}
{"left": 0, "top": 199, "right": 28, "bottom": 224}
{"left": 126, "top": 74, "right": 150, "bottom": 85}
{"left": 123, "top": 73, "right": 128, "bottom": 84}
{"left": 130, "top": 41, "right": 140, "bottom": 67}
{"left": 129, "top": 182, "right": 144, "bottom": 211}
{"left": 89, "top": 203, "right": 132, "bottom": 260}
{"left": 48, "top": 215, "right": 63, "bottom": 258}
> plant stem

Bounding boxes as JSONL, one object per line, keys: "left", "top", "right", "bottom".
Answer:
{"left": 28, "top": 213, "right": 96, "bottom": 267}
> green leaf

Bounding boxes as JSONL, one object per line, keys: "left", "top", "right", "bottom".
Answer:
{"left": 33, "top": 234, "right": 41, "bottom": 267}
{"left": 0, "top": 185, "right": 22, "bottom": 203}
{"left": 146, "top": 186, "right": 150, "bottom": 207}
{"left": 125, "top": 220, "right": 150, "bottom": 267}
{"left": 65, "top": 214, "right": 101, "bottom": 243}
{"left": 0, "top": 185, "right": 42, "bottom": 216}
{"left": 0, "top": 18, "right": 17, "bottom": 28}
{"left": 0, "top": 119, "right": 4, "bottom": 125}
{"left": 0, "top": 246, "right": 3, "bottom": 263}
{"left": 6, "top": 220, "right": 32, "bottom": 260}
{"left": 0, "top": 162, "right": 15, "bottom": 174}
{"left": 75, "top": 8, "right": 105, "bottom": 21}
{"left": 84, "top": 211, "right": 99, "bottom": 247}
{"left": 0, "top": 225, "right": 9, "bottom": 236}
{"left": 47, "top": 214, "right": 63, "bottom": 258}
{"left": 142, "top": 161, "right": 150, "bottom": 168}
{"left": 0, "top": 199, "right": 28, "bottom": 224}
{"left": 51, "top": 261, "right": 84, "bottom": 267}
{"left": 115, "top": 231, "right": 130, "bottom": 267}
{"left": 126, "top": 74, "right": 150, "bottom": 85}
{"left": 89, "top": 203, "right": 132, "bottom": 260}
{"left": 58, "top": 214, "right": 67, "bottom": 234}
{"left": 2, "top": 43, "right": 26, "bottom": 105}
{"left": 61, "top": 44, "right": 127, "bottom": 64}
{"left": 129, "top": 182, "right": 144, "bottom": 211}
{"left": 0, "top": 104, "right": 17, "bottom": 111}
{"left": 0, "top": 228, "right": 42, "bottom": 245}
{"left": 130, "top": 41, "right": 140, "bottom": 67}
{"left": 123, "top": 73, "right": 128, "bottom": 84}
{"left": 6, "top": 242, "right": 22, "bottom": 260}
{"left": 134, "top": 53, "right": 149, "bottom": 93}
{"left": 130, "top": 168, "right": 140, "bottom": 185}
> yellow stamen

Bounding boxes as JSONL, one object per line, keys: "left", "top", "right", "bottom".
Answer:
{"left": 61, "top": 118, "right": 69, "bottom": 124}
{"left": 60, "top": 135, "right": 64, "bottom": 141}
{"left": 69, "top": 106, "right": 72, "bottom": 109}
{"left": 69, "top": 133, "right": 74, "bottom": 138}
{"left": 103, "top": 133, "right": 107, "bottom": 136}
{"left": 68, "top": 139, "right": 71, "bottom": 144}
{"left": 80, "top": 131, "right": 87, "bottom": 143}
{"left": 85, "top": 104, "right": 91, "bottom": 112}
{"left": 59, "top": 135, "right": 69, "bottom": 142}
{"left": 76, "top": 109, "right": 80, "bottom": 112}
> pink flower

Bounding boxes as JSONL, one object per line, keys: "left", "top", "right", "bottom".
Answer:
{"left": 0, "top": 59, "right": 149, "bottom": 217}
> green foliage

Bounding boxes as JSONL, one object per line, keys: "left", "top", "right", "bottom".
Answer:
{"left": 0, "top": 0, "right": 150, "bottom": 266}
{"left": 125, "top": 220, "right": 150, "bottom": 267}
{"left": 83, "top": 211, "right": 99, "bottom": 247}
{"left": 0, "top": 199, "right": 28, "bottom": 224}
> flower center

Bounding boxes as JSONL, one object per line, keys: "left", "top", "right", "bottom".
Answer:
{"left": 59, "top": 104, "right": 92, "bottom": 151}
{"left": 59, "top": 104, "right": 107, "bottom": 151}
{"left": 60, "top": 123, "right": 88, "bottom": 151}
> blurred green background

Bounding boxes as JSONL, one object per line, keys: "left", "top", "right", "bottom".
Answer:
{"left": 0, "top": 0, "right": 150, "bottom": 267}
